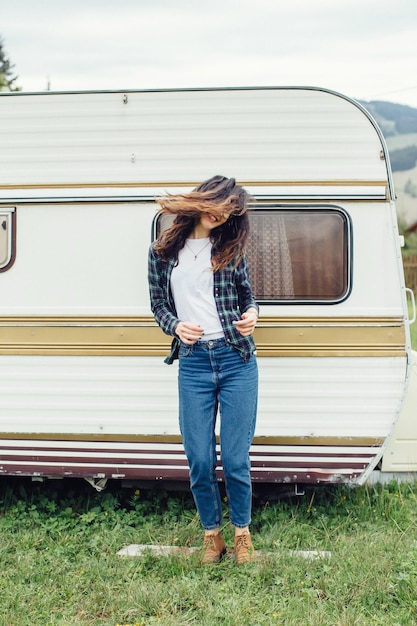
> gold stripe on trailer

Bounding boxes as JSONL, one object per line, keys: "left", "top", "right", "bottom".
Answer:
{"left": 0, "top": 432, "right": 384, "bottom": 446}
{"left": 0, "top": 179, "right": 388, "bottom": 190}
{"left": 0, "top": 315, "right": 406, "bottom": 357}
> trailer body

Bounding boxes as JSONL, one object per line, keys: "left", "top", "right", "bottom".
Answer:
{"left": 0, "top": 87, "right": 414, "bottom": 485}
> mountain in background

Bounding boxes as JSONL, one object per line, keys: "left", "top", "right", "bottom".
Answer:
{"left": 361, "top": 100, "right": 417, "bottom": 136}
{"left": 360, "top": 100, "right": 417, "bottom": 172}
{"left": 359, "top": 99, "right": 417, "bottom": 226}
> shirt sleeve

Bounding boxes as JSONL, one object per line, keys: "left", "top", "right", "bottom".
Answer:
{"left": 235, "top": 253, "right": 259, "bottom": 316}
{"left": 148, "top": 245, "right": 180, "bottom": 337}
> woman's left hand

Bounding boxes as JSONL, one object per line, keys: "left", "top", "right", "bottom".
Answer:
{"left": 233, "top": 308, "right": 258, "bottom": 336}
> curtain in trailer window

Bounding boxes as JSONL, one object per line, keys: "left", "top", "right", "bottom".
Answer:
{"left": 248, "top": 212, "right": 294, "bottom": 298}
{"left": 247, "top": 209, "right": 349, "bottom": 302}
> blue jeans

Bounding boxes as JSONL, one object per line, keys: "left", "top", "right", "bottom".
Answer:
{"left": 178, "top": 338, "right": 258, "bottom": 530}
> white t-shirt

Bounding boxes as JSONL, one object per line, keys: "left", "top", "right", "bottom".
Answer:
{"left": 170, "top": 238, "right": 224, "bottom": 340}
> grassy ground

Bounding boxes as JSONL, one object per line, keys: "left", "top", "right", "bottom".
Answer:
{"left": 1, "top": 479, "right": 417, "bottom": 626}
{"left": 410, "top": 305, "right": 417, "bottom": 350}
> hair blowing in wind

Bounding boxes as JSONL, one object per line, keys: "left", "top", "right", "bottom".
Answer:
{"left": 154, "top": 175, "right": 253, "bottom": 270}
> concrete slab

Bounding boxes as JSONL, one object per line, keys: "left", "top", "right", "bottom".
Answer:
{"left": 117, "top": 544, "right": 331, "bottom": 560}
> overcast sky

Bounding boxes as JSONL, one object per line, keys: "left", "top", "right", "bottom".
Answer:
{"left": 2, "top": 0, "right": 417, "bottom": 108}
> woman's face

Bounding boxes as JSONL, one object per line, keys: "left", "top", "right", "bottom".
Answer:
{"left": 198, "top": 210, "right": 230, "bottom": 232}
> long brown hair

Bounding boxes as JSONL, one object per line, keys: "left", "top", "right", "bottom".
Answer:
{"left": 154, "top": 175, "right": 253, "bottom": 270}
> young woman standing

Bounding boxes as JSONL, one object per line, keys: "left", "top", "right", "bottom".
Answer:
{"left": 148, "top": 175, "right": 258, "bottom": 564}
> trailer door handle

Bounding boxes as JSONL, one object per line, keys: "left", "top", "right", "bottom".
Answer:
{"left": 406, "top": 287, "right": 416, "bottom": 325}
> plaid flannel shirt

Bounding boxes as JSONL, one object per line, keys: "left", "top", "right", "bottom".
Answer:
{"left": 148, "top": 244, "right": 259, "bottom": 364}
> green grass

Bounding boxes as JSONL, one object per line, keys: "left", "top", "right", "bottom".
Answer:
{"left": 409, "top": 304, "right": 417, "bottom": 350}
{"left": 1, "top": 479, "right": 417, "bottom": 625}
{"left": 411, "top": 320, "right": 417, "bottom": 351}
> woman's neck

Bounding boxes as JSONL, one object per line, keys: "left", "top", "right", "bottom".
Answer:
{"left": 189, "top": 223, "right": 210, "bottom": 239}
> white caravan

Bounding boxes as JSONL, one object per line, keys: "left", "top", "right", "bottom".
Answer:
{"left": 0, "top": 87, "right": 415, "bottom": 488}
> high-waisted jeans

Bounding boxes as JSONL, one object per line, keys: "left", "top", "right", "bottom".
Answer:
{"left": 178, "top": 338, "right": 258, "bottom": 530}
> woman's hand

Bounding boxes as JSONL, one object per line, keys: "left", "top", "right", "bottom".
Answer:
{"left": 233, "top": 308, "right": 258, "bottom": 336}
{"left": 175, "top": 321, "right": 203, "bottom": 345}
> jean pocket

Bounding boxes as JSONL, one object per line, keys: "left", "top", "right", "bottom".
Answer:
{"left": 179, "top": 343, "right": 192, "bottom": 358}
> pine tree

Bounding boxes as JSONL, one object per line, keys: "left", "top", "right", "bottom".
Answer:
{"left": 0, "top": 36, "right": 20, "bottom": 91}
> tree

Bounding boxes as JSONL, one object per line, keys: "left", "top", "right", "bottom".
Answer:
{"left": 0, "top": 36, "right": 20, "bottom": 91}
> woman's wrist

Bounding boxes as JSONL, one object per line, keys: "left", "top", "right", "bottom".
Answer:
{"left": 246, "top": 307, "right": 258, "bottom": 320}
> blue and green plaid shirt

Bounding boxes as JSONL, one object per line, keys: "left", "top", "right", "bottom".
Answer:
{"left": 148, "top": 244, "right": 258, "bottom": 363}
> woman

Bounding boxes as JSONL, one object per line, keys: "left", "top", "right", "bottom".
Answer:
{"left": 148, "top": 175, "right": 258, "bottom": 565}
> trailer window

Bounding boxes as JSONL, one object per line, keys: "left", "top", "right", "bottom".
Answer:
{"left": 247, "top": 208, "right": 351, "bottom": 302}
{"left": 154, "top": 206, "right": 351, "bottom": 303}
{"left": 0, "top": 209, "right": 16, "bottom": 272}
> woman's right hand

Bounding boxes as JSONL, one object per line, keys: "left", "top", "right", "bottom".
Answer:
{"left": 175, "top": 321, "right": 203, "bottom": 345}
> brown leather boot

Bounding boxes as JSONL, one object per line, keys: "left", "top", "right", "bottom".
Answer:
{"left": 234, "top": 531, "right": 255, "bottom": 565}
{"left": 201, "top": 532, "right": 227, "bottom": 564}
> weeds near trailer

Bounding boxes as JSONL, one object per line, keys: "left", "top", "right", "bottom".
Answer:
{"left": 1, "top": 479, "right": 417, "bottom": 625}
{"left": 410, "top": 305, "right": 417, "bottom": 350}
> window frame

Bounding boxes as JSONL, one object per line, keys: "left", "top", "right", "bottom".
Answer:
{"left": 0, "top": 207, "right": 16, "bottom": 273}
{"left": 152, "top": 203, "right": 353, "bottom": 305}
